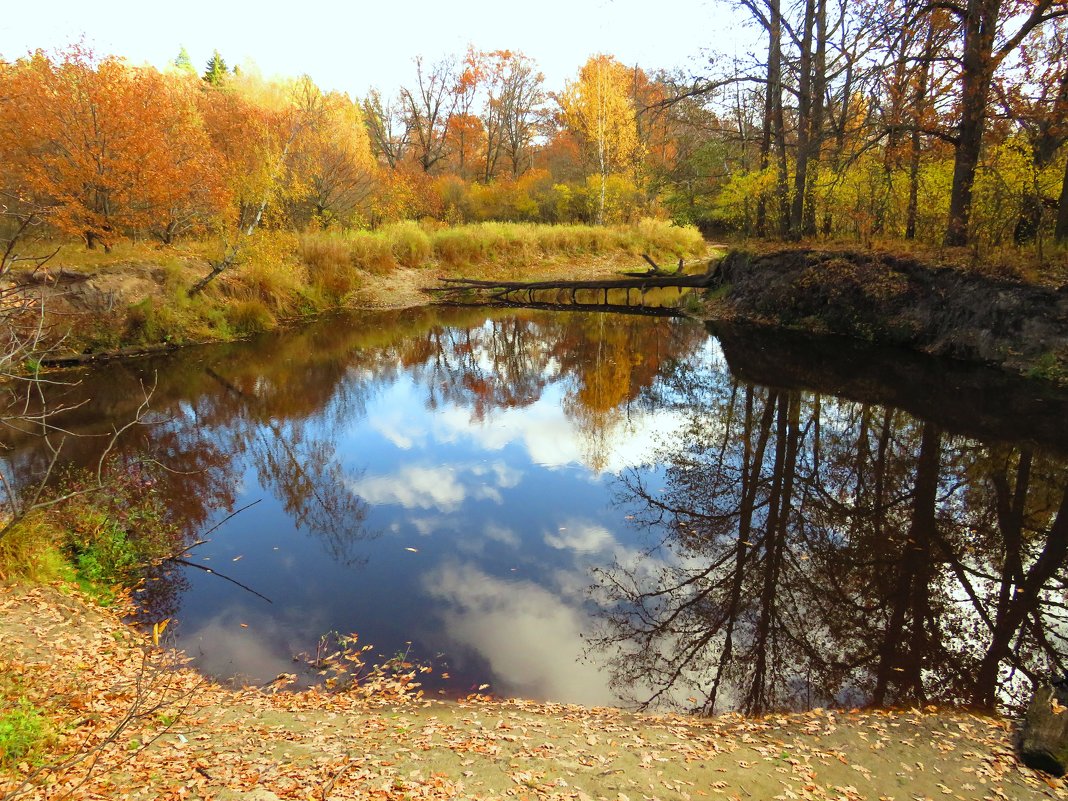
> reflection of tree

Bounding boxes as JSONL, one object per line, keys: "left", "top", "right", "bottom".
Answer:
{"left": 407, "top": 316, "right": 551, "bottom": 418}
{"left": 205, "top": 367, "right": 375, "bottom": 567}
{"left": 594, "top": 359, "right": 1068, "bottom": 714}
{"left": 555, "top": 313, "right": 703, "bottom": 471}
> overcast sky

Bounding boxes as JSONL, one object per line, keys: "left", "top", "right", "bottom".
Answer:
{"left": 0, "top": 0, "right": 756, "bottom": 96}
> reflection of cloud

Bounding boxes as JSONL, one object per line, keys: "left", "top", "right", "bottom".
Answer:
{"left": 474, "top": 462, "right": 523, "bottom": 489}
{"left": 484, "top": 523, "right": 519, "bottom": 548}
{"left": 410, "top": 516, "right": 440, "bottom": 536}
{"left": 422, "top": 562, "right": 618, "bottom": 706}
{"left": 475, "top": 486, "right": 503, "bottom": 504}
{"left": 180, "top": 607, "right": 323, "bottom": 685}
{"left": 368, "top": 401, "right": 427, "bottom": 450}
{"left": 351, "top": 461, "right": 523, "bottom": 513}
{"left": 433, "top": 399, "right": 685, "bottom": 474}
{"left": 377, "top": 426, "right": 414, "bottom": 449}
{"left": 353, "top": 466, "right": 466, "bottom": 511}
{"left": 544, "top": 522, "right": 615, "bottom": 554}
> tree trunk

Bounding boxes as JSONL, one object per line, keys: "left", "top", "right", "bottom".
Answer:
{"left": 1057, "top": 156, "right": 1068, "bottom": 243}
{"left": 802, "top": 0, "right": 827, "bottom": 237}
{"left": 789, "top": 0, "right": 817, "bottom": 240}
{"left": 905, "top": 28, "right": 936, "bottom": 240}
{"left": 756, "top": 0, "right": 784, "bottom": 238}
{"left": 944, "top": 0, "right": 999, "bottom": 247}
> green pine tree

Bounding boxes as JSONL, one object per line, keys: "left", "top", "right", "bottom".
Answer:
{"left": 203, "top": 50, "right": 229, "bottom": 86}
{"left": 174, "top": 47, "right": 196, "bottom": 75}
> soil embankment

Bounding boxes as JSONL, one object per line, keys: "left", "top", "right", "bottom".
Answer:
{"left": 0, "top": 585, "right": 1061, "bottom": 800}
{"left": 711, "top": 249, "right": 1068, "bottom": 383}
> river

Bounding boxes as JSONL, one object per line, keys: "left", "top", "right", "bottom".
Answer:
{"left": 7, "top": 306, "right": 1068, "bottom": 714}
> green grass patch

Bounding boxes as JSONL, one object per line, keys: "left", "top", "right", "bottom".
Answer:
{"left": 0, "top": 698, "right": 46, "bottom": 770}
{"left": 1026, "top": 351, "right": 1068, "bottom": 384}
{"left": 0, "top": 465, "right": 182, "bottom": 601}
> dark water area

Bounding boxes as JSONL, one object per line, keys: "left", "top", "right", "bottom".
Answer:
{"left": 6, "top": 306, "right": 1068, "bottom": 714}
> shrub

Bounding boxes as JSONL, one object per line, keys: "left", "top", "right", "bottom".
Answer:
{"left": 53, "top": 464, "right": 182, "bottom": 592}
{"left": 347, "top": 231, "right": 397, "bottom": 274}
{"left": 432, "top": 226, "right": 483, "bottom": 267}
{"left": 226, "top": 298, "right": 275, "bottom": 335}
{"left": 297, "top": 235, "right": 360, "bottom": 299}
{"left": 383, "top": 221, "right": 432, "bottom": 268}
{"left": 0, "top": 515, "right": 67, "bottom": 583}
{"left": 233, "top": 230, "right": 306, "bottom": 310}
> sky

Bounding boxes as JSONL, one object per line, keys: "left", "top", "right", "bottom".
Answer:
{"left": 0, "top": 0, "right": 753, "bottom": 97}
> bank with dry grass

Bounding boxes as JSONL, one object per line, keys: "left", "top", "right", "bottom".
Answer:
{"left": 5, "top": 220, "right": 707, "bottom": 361}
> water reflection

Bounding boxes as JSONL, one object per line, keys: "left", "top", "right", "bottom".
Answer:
{"left": 3, "top": 307, "right": 1067, "bottom": 712}
{"left": 592, "top": 327, "right": 1068, "bottom": 714}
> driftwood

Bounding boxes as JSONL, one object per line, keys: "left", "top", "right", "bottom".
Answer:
{"left": 619, "top": 253, "right": 686, "bottom": 277}
{"left": 42, "top": 342, "right": 180, "bottom": 367}
{"left": 431, "top": 258, "right": 721, "bottom": 306}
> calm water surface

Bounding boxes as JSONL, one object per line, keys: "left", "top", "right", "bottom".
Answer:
{"left": 12, "top": 306, "right": 1068, "bottom": 714}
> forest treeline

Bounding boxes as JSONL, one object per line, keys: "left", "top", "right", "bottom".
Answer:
{"left": 0, "top": 0, "right": 1066, "bottom": 269}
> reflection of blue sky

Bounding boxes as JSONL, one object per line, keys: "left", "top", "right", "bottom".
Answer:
{"left": 165, "top": 315, "right": 697, "bottom": 706}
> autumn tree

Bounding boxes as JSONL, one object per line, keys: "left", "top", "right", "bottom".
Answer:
{"left": 740, "top": 0, "right": 790, "bottom": 236}
{"left": 0, "top": 47, "right": 218, "bottom": 251}
{"left": 450, "top": 48, "right": 485, "bottom": 179}
{"left": 996, "top": 24, "right": 1068, "bottom": 246}
{"left": 191, "top": 72, "right": 328, "bottom": 293}
{"left": 489, "top": 51, "right": 546, "bottom": 178}
{"left": 941, "top": 0, "right": 1068, "bottom": 246}
{"left": 559, "top": 55, "right": 641, "bottom": 223}
{"left": 288, "top": 91, "right": 376, "bottom": 226}
{"left": 362, "top": 90, "right": 411, "bottom": 170}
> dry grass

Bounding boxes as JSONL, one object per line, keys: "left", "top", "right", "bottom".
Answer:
{"left": 0, "top": 515, "right": 67, "bottom": 584}
{"left": 299, "top": 220, "right": 708, "bottom": 276}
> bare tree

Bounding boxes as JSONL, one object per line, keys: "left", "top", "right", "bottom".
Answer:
{"left": 400, "top": 56, "right": 458, "bottom": 173}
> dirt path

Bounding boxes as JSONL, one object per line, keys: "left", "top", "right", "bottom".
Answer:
{"left": 1, "top": 585, "right": 1063, "bottom": 801}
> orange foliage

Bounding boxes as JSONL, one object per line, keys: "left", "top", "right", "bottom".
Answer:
{"left": 0, "top": 47, "right": 221, "bottom": 249}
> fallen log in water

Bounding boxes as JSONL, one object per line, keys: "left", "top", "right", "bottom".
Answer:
{"left": 430, "top": 259, "right": 721, "bottom": 305}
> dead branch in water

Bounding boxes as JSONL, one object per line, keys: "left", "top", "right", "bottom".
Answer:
{"left": 431, "top": 257, "right": 722, "bottom": 306}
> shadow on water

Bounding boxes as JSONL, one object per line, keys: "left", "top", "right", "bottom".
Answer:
{"left": 3, "top": 305, "right": 1067, "bottom": 712}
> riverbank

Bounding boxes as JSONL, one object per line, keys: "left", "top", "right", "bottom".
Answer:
{"left": 8, "top": 230, "right": 1066, "bottom": 386}
{"left": 703, "top": 247, "right": 1068, "bottom": 385}
{"left": 0, "top": 583, "right": 1060, "bottom": 801}
{"left": 3, "top": 221, "right": 706, "bottom": 363}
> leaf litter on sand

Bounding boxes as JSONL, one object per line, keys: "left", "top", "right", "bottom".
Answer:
{"left": 1, "top": 585, "right": 1065, "bottom": 801}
